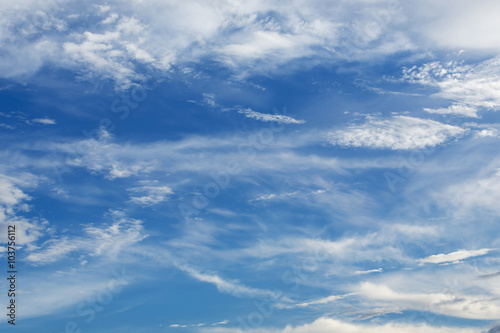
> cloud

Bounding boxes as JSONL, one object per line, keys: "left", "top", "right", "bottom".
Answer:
{"left": 423, "top": 104, "right": 479, "bottom": 118}
{"left": 0, "top": 173, "right": 50, "bottom": 248}
{"left": 175, "top": 263, "right": 281, "bottom": 300}
{"left": 293, "top": 293, "right": 354, "bottom": 308}
{"left": 203, "top": 93, "right": 217, "bottom": 107}
{"left": 351, "top": 307, "right": 403, "bottom": 321}
{"left": 439, "top": 167, "right": 500, "bottom": 215}
{"left": 201, "top": 317, "right": 479, "bottom": 333}
{"left": 169, "top": 320, "right": 228, "bottom": 328}
{"left": 237, "top": 108, "right": 305, "bottom": 124}
{"left": 477, "top": 271, "right": 500, "bottom": 280}
{"left": 403, "top": 57, "right": 500, "bottom": 115}
{"left": 230, "top": 226, "right": 427, "bottom": 277}
{"left": 250, "top": 190, "right": 324, "bottom": 203}
{"left": 61, "top": 18, "right": 166, "bottom": 89}
{"left": 30, "top": 118, "right": 57, "bottom": 125}
{"left": 358, "top": 282, "right": 500, "bottom": 320}
{"left": 3, "top": 0, "right": 500, "bottom": 89}
{"left": 25, "top": 210, "right": 148, "bottom": 264}
{"left": 485, "top": 326, "right": 500, "bottom": 333}
{"left": 0, "top": 174, "right": 32, "bottom": 213}
{"left": 475, "top": 128, "right": 499, "bottom": 138}
{"left": 128, "top": 183, "right": 173, "bottom": 206}
{"left": 354, "top": 268, "right": 383, "bottom": 275}
{"left": 354, "top": 79, "right": 422, "bottom": 96}
{"left": 327, "top": 116, "right": 466, "bottom": 150}
{"left": 0, "top": 123, "right": 15, "bottom": 129}
{"left": 417, "top": 248, "right": 495, "bottom": 264}
{"left": 18, "top": 271, "right": 131, "bottom": 318}
{"left": 0, "top": 0, "right": 414, "bottom": 86}
{"left": 419, "top": 0, "right": 500, "bottom": 50}
{"left": 30, "top": 127, "right": 350, "bottom": 182}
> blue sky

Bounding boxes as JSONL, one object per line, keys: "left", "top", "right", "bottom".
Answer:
{"left": 1, "top": 1, "right": 500, "bottom": 332}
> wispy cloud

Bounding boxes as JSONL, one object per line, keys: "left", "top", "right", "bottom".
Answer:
{"left": 354, "top": 268, "right": 383, "bottom": 275}
{"left": 25, "top": 210, "right": 148, "bottom": 264}
{"left": 417, "top": 248, "right": 495, "bottom": 265}
{"left": 358, "top": 282, "right": 500, "bottom": 320}
{"left": 0, "top": 173, "right": 50, "bottom": 248}
{"left": 424, "top": 104, "right": 479, "bottom": 118}
{"left": 354, "top": 79, "right": 422, "bottom": 96}
{"left": 437, "top": 166, "right": 500, "bottom": 216}
{"left": 169, "top": 320, "right": 228, "bottom": 328}
{"left": 31, "top": 118, "right": 57, "bottom": 125}
{"left": 249, "top": 190, "right": 327, "bottom": 203}
{"left": 175, "top": 263, "right": 282, "bottom": 300}
{"left": 201, "top": 317, "right": 479, "bottom": 333}
{"left": 293, "top": 293, "right": 355, "bottom": 308}
{"left": 128, "top": 183, "right": 173, "bottom": 206}
{"left": 237, "top": 108, "right": 305, "bottom": 124}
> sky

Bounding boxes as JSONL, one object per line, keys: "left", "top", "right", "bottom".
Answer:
{"left": 1, "top": 0, "right": 500, "bottom": 332}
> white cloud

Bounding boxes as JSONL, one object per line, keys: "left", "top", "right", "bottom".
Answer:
{"left": 0, "top": 174, "right": 32, "bottom": 212}
{"left": 417, "top": 248, "right": 495, "bottom": 264}
{"left": 201, "top": 317, "right": 479, "bottom": 333}
{"left": 0, "top": 123, "right": 15, "bottom": 129}
{"left": 358, "top": 282, "right": 500, "bottom": 320}
{"left": 475, "top": 128, "right": 499, "bottom": 138}
{"left": 0, "top": 173, "right": 50, "bottom": 248}
{"left": 354, "top": 79, "right": 422, "bottom": 96}
{"left": 25, "top": 210, "right": 148, "bottom": 264}
{"left": 203, "top": 93, "right": 217, "bottom": 107}
{"left": 418, "top": 0, "right": 500, "bottom": 50}
{"left": 31, "top": 118, "right": 57, "bottom": 125}
{"left": 403, "top": 57, "right": 500, "bottom": 115}
{"left": 168, "top": 320, "right": 229, "bottom": 328}
{"left": 61, "top": 22, "right": 156, "bottom": 89}
{"left": 238, "top": 108, "right": 305, "bottom": 124}
{"left": 354, "top": 268, "right": 383, "bottom": 275}
{"left": 327, "top": 116, "right": 466, "bottom": 150}
{"left": 18, "top": 272, "right": 131, "bottom": 318}
{"left": 3, "top": 0, "right": 500, "bottom": 89}
{"left": 440, "top": 168, "right": 500, "bottom": 215}
{"left": 95, "top": 4, "right": 111, "bottom": 14}
{"left": 35, "top": 128, "right": 345, "bottom": 181}
{"left": 251, "top": 191, "right": 299, "bottom": 202}
{"left": 0, "top": 0, "right": 414, "bottom": 86}
{"left": 293, "top": 293, "right": 354, "bottom": 308}
{"left": 101, "top": 13, "right": 119, "bottom": 25}
{"left": 170, "top": 320, "right": 228, "bottom": 328}
{"left": 423, "top": 104, "right": 479, "bottom": 118}
{"left": 128, "top": 184, "right": 173, "bottom": 206}
{"left": 219, "top": 29, "right": 314, "bottom": 69}
{"left": 233, "top": 229, "right": 419, "bottom": 277}
{"left": 175, "top": 263, "right": 282, "bottom": 300}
